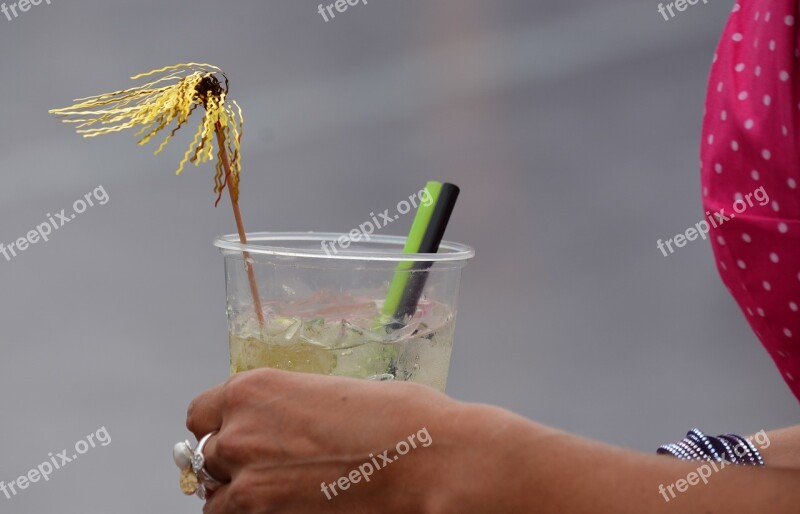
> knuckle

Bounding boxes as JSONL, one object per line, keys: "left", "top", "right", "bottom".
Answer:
{"left": 224, "top": 370, "right": 248, "bottom": 390}
{"left": 185, "top": 399, "right": 201, "bottom": 431}
{"left": 224, "top": 368, "right": 278, "bottom": 405}
{"left": 214, "top": 431, "right": 244, "bottom": 463}
{"left": 222, "top": 376, "right": 248, "bottom": 408}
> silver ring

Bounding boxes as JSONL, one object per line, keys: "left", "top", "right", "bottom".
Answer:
{"left": 193, "top": 431, "right": 223, "bottom": 499}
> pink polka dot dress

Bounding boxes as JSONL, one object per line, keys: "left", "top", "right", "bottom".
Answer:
{"left": 702, "top": 1, "right": 800, "bottom": 401}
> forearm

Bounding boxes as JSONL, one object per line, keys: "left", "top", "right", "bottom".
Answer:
{"left": 439, "top": 404, "right": 800, "bottom": 514}
{"left": 756, "top": 425, "right": 800, "bottom": 468}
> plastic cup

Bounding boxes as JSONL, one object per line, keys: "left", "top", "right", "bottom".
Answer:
{"left": 214, "top": 232, "right": 474, "bottom": 392}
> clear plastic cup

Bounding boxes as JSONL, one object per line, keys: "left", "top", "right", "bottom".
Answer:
{"left": 214, "top": 232, "right": 474, "bottom": 392}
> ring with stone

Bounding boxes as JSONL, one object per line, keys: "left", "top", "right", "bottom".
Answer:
{"left": 173, "top": 432, "right": 223, "bottom": 500}
{"left": 192, "top": 431, "right": 223, "bottom": 499}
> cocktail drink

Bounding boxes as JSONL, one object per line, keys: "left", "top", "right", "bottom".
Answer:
{"left": 215, "top": 232, "right": 473, "bottom": 392}
{"left": 228, "top": 292, "right": 456, "bottom": 391}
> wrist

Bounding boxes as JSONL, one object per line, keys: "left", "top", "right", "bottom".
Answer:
{"left": 422, "top": 402, "right": 547, "bottom": 514}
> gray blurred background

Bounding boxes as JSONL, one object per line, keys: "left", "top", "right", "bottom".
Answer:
{"left": 1, "top": 0, "right": 798, "bottom": 512}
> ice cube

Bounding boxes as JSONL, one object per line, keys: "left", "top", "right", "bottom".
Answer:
{"left": 367, "top": 373, "right": 395, "bottom": 382}
{"left": 283, "top": 318, "right": 303, "bottom": 341}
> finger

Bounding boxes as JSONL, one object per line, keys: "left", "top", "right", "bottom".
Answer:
{"left": 199, "top": 431, "right": 233, "bottom": 483}
{"left": 187, "top": 383, "right": 225, "bottom": 440}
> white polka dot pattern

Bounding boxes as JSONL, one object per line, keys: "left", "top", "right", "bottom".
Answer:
{"left": 702, "top": 0, "right": 800, "bottom": 401}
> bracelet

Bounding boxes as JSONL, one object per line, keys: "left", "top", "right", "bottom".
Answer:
{"left": 721, "top": 433, "right": 765, "bottom": 466}
{"left": 656, "top": 428, "right": 765, "bottom": 466}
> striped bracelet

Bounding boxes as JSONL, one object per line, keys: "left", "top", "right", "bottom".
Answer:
{"left": 656, "top": 428, "right": 765, "bottom": 466}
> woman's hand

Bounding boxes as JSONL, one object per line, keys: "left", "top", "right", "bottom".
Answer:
{"left": 185, "top": 368, "right": 484, "bottom": 514}
{"left": 185, "top": 368, "right": 800, "bottom": 514}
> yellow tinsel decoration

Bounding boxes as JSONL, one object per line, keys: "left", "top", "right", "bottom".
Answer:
{"left": 49, "top": 63, "right": 244, "bottom": 205}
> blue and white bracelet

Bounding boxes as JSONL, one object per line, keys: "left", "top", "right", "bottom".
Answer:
{"left": 657, "top": 428, "right": 765, "bottom": 466}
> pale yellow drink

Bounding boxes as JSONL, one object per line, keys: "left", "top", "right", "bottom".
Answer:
{"left": 228, "top": 291, "right": 456, "bottom": 392}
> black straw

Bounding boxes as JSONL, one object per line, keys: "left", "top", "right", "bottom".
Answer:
{"left": 392, "top": 183, "right": 460, "bottom": 323}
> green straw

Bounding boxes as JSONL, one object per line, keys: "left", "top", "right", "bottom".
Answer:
{"left": 380, "top": 181, "right": 442, "bottom": 323}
